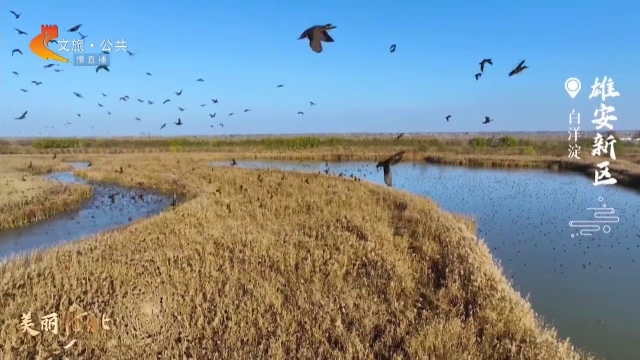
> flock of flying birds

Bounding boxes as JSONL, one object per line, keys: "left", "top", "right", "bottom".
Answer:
{"left": 7, "top": 15, "right": 528, "bottom": 134}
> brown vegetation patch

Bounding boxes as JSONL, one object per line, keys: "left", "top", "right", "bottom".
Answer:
{"left": 0, "top": 156, "right": 92, "bottom": 230}
{"left": 0, "top": 153, "right": 590, "bottom": 359}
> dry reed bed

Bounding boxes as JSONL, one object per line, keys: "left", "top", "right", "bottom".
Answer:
{"left": 0, "top": 153, "right": 589, "bottom": 359}
{"left": 0, "top": 156, "right": 93, "bottom": 230}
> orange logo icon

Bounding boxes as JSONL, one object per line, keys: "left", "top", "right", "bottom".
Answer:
{"left": 29, "top": 25, "right": 70, "bottom": 63}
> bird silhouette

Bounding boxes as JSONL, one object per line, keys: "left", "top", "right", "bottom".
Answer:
{"left": 475, "top": 73, "right": 482, "bottom": 80}
{"left": 244, "top": 109, "right": 251, "bottom": 112}
{"left": 298, "top": 111, "right": 304, "bottom": 115}
{"left": 174, "top": 89, "right": 183, "bottom": 96}
{"left": 376, "top": 150, "right": 405, "bottom": 187}
{"left": 67, "top": 24, "right": 82, "bottom": 32}
{"left": 12, "top": 49, "right": 22, "bottom": 56}
{"left": 126, "top": 50, "right": 135, "bottom": 56}
{"left": 231, "top": 159, "right": 237, "bottom": 166}
{"left": 137, "top": 99, "right": 144, "bottom": 103}
{"left": 196, "top": 78, "right": 204, "bottom": 82}
{"left": 310, "top": 101, "right": 316, "bottom": 106}
{"left": 15, "top": 111, "right": 28, "bottom": 120}
{"left": 119, "top": 96, "right": 128, "bottom": 101}
{"left": 148, "top": 100, "right": 154, "bottom": 105}
{"left": 163, "top": 99, "right": 170, "bottom": 104}
{"left": 178, "top": 107, "right": 186, "bottom": 111}
{"left": 54, "top": 69, "right": 63, "bottom": 72}
{"left": 209, "top": 113, "right": 216, "bottom": 118}
{"left": 390, "top": 44, "right": 397, "bottom": 53}
{"left": 98, "top": 103, "right": 103, "bottom": 107}
{"left": 96, "top": 65, "right": 109, "bottom": 73}
{"left": 20, "top": 89, "right": 28, "bottom": 93}
{"left": 211, "top": 99, "right": 219, "bottom": 104}
{"left": 483, "top": 116, "right": 494, "bottom": 124}
{"left": 146, "top": 72, "right": 152, "bottom": 76}
{"left": 200, "top": 104, "right": 207, "bottom": 107}
{"left": 160, "top": 123, "right": 166, "bottom": 129}
{"left": 394, "top": 133, "right": 404, "bottom": 140}
{"left": 175, "top": 118, "right": 183, "bottom": 126}
{"left": 14, "top": 28, "right": 27, "bottom": 35}
{"left": 135, "top": 117, "right": 141, "bottom": 121}
{"left": 298, "top": 24, "right": 336, "bottom": 53}
{"left": 102, "top": 93, "right": 107, "bottom": 97}
{"left": 77, "top": 114, "right": 81, "bottom": 117}
{"left": 219, "top": 123, "right": 224, "bottom": 127}
{"left": 509, "top": 60, "right": 528, "bottom": 77}
{"left": 12, "top": 71, "right": 19, "bottom": 75}
{"left": 228, "top": 113, "right": 234, "bottom": 116}
{"left": 31, "top": 81, "right": 42, "bottom": 85}
{"left": 9, "top": 10, "right": 21, "bottom": 18}
{"left": 73, "top": 92, "right": 83, "bottom": 98}
{"left": 78, "top": 32, "right": 88, "bottom": 40}
{"left": 446, "top": 115, "right": 452, "bottom": 122}
{"left": 44, "top": 64, "right": 56, "bottom": 68}
{"left": 480, "top": 58, "right": 493, "bottom": 72}
{"left": 107, "top": 111, "right": 111, "bottom": 115}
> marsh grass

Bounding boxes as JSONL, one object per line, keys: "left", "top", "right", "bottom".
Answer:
{"left": 0, "top": 153, "right": 590, "bottom": 359}
{"left": 0, "top": 156, "right": 93, "bottom": 230}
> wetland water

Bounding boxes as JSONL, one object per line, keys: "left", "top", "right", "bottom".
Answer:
{"left": 0, "top": 162, "right": 174, "bottom": 260}
{"left": 212, "top": 160, "right": 640, "bottom": 360}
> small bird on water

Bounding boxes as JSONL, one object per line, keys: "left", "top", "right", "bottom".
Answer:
{"left": 298, "top": 24, "right": 337, "bottom": 53}
{"left": 376, "top": 150, "right": 405, "bottom": 187}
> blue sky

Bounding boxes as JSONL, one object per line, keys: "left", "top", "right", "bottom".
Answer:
{"left": 1, "top": 0, "right": 638, "bottom": 137}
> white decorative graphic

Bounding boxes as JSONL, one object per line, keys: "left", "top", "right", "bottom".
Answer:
{"left": 569, "top": 196, "right": 619, "bottom": 237}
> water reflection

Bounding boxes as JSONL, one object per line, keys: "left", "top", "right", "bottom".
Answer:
{"left": 212, "top": 160, "right": 640, "bottom": 360}
{"left": 0, "top": 162, "right": 175, "bottom": 260}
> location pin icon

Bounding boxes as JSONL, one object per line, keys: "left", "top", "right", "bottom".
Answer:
{"left": 565, "top": 77, "right": 581, "bottom": 99}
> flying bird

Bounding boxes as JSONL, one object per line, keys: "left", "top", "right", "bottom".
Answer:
{"left": 474, "top": 73, "right": 482, "bottom": 80}
{"left": 310, "top": 101, "right": 315, "bottom": 106}
{"left": 163, "top": 99, "right": 170, "bottom": 104}
{"left": 228, "top": 113, "right": 234, "bottom": 116}
{"left": 244, "top": 109, "right": 251, "bottom": 112}
{"left": 77, "top": 113, "right": 81, "bottom": 117}
{"left": 175, "top": 118, "right": 183, "bottom": 126}
{"left": 277, "top": 84, "right": 284, "bottom": 88}
{"left": 96, "top": 65, "right": 109, "bottom": 73}
{"left": 78, "top": 32, "right": 88, "bottom": 40}
{"left": 31, "top": 81, "right": 42, "bottom": 85}
{"left": 98, "top": 103, "right": 103, "bottom": 107}
{"left": 102, "top": 93, "right": 107, "bottom": 97}
{"left": 137, "top": 99, "right": 144, "bottom": 103}
{"left": 148, "top": 100, "right": 154, "bottom": 105}
{"left": 219, "top": 123, "right": 224, "bottom": 127}
{"left": 509, "top": 60, "right": 528, "bottom": 77}
{"left": 126, "top": 50, "right": 135, "bottom": 56}
{"left": 483, "top": 116, "right": 494, "bottom": 124}
{"left": 178, "top": 107, "right": 186, "bottom": 111}
{"left": 196, "top": 78, "right": 204, "bottom": 82}
{"left": 67, "top": 24, "right": 82, "bottom": 32}
{"left": 209, "top": 113, "right": 216, "bottom": 118}
{"left": 135, "top": 117, "right": 141, "bottom": 121}
{"left": 9, "top": 10, "right": 21, "bottom": 18}
{"left": 146, "top": 72, "right": 152, "bottom": 76}
{"left": 446, "top": 115, "right": 452, "bottom": 122}
{"left": 389, "top": 44, "right": 396, "bottom": 53}
{"left": 12, "top": 49, "right": 22, "bottom": 56}
{"left": 54, "top": 69, "right": 63, "bottom": 72}
{"left": 479, "top": 58, "right": 493, "bottom": 72}
{"left": 44, "top": 64, "right": 56, "bottom": 68}
{"left": 376, "top": 150, "right": 405, "bottom": 187}
{"left": 12, "top": 71, "right": 19, "bottom": 75}
{"left": 107, "top": 111, "right": 111, "bottom": 115}
{"left": 119, "top": 96, "right": 127, "bottom": 101}
{"left": 14, "top": 28, "right": 27, "bottom": 35}
{"left": 211, "top": 99, "right": 218, "bottom": 104}
{"left": 20, "top": 89, "right": 28, "bottom": 93}
{"left": 15, "top": 111, "right": 28, "bottom": 120}
{"left": 200, "top": 104, "right": 207, "bottom": 107}
{"left": 298, "top": 24, "right": 336, "bottom": 53}
{"left": 160, "top": 123, "right": 166, "bottom": 129}
{"left": 298, "top": 111, "right": 304, "bottom": 115}
{"left": 174, "top": 89, "right": 182, "bottom": 96}
{"left": 73, "top": 92, "right": 83, "bottom": 98}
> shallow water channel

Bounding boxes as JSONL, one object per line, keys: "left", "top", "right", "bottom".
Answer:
{"left": 0, "top": 162, "right": 175, "bottom": 260}
{"left": 212, "top": 160, "right": 640, "bottom": 360}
